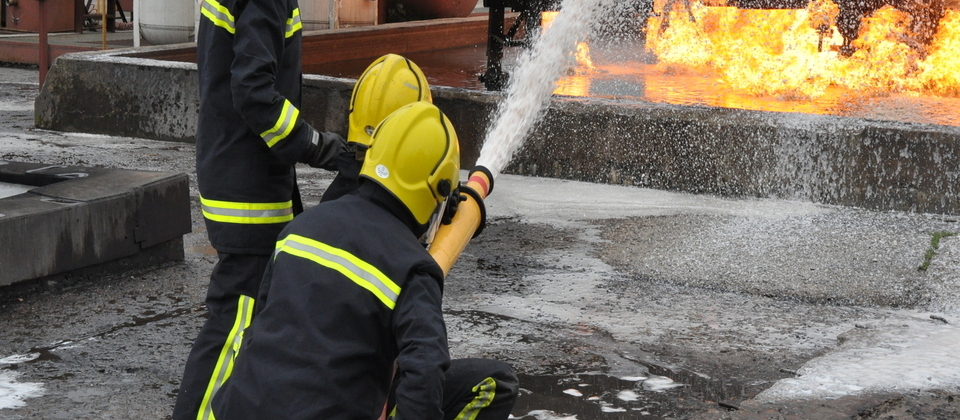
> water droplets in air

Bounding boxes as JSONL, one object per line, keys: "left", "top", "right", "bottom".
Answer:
{"left": 476, "top": 0, "right": 618, "bottom": 178}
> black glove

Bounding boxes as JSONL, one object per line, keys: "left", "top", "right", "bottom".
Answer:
{"left": 441, "top": 187, "right": 466, "bottom": 225}
{"left": 300, "top": 131, "right": 347, "bottom": 171}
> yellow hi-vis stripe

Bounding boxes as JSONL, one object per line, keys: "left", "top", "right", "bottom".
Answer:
{"left": 260, "top": 100, "right": 299, "bottom": 147}
{"left": 200, "top": 0, "right": 236, "bottom": 34}
{"left": 197, "top": 294, "right": 255, "bottom": 420}
{"left": 200, "top": 196, "right": 294, "bottom": 225}
{"left": 285, "top": 8, "right": 303, "bottom": 38}
{"left": 453, "top": 377, "right": 497, "bottom": 420}
{"left": 275, "top": 234, "right": 401, "bottom": 309}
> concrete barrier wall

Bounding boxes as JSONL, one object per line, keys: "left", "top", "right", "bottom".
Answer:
{"left": 34, "top": 48, "right": 960, "bottom": 214}
{"left": 35, "top": 49, "right": 200, "bottom": 143}
{"left": 517, "top": 100, "right": 960, "bottom": 214}
{"left": 33, "top": 45, "right": 499, "bottom": 161}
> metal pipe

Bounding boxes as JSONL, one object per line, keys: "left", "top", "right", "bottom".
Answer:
{"left": 37, "top": 0, "right": 48, "bottom": 86}
{"left": 480, "top": 4, "right": 506, "bottom": 90}
{"left": 101, "top": 0, "right": 107, "bottom": 50}
{"left": 133, "top": 0, "right": 139, "bottom": 47}
{"left": 428, "top": 166, "right": 494, "bottom": 276}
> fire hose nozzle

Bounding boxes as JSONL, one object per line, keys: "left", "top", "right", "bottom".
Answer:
{"left": 467, "top": 165, "right": 494, "bottom": 198}
{"left": 428, "top": 166, "right": 494, "bottom": 276}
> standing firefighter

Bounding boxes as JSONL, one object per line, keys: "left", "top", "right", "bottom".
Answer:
{"left": 173, "top": 0, "right": 347, "bottom": 418}
{"left": 211, "top": 102, "right": 519, "bottom": 419}
{"left": 320, "top": 53, "right": 433, "bottom": 203}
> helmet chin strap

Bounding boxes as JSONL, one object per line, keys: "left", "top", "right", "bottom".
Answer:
{"left": 419, "top": 198, "right": 448, "bottom": 246}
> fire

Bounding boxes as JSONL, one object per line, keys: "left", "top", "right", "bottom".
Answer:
{"left": 541, "top": 11, "right": 598, "bottom": 96}
{"left": 916, "top": 10, "right": 960, "bottom": 96}
{"left": 647, "top": 1, "right": 960, "bottom": 98}
{"left": 575, "top": 42, "right": 597, "bottom": 71}
{"left": 541, "top": 11, "right": 559, "bottom": 30}
{"left": 540, "top": 11, "right": 595, "bottom": 70}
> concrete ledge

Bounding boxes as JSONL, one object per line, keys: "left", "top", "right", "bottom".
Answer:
{"left": 32, "top": 44, "right": 500, "bottom": 163}
{"left": 516, "top": 99, "right": 960, "bottom": 214}
{"left": 33, "top": 42, "right": 960, "bottom": 214}
{"left": 35, "top": 48, "right": 200, "bottom": 142}
{"left": 0, "top": 161, "right": 191, "bottom": 287}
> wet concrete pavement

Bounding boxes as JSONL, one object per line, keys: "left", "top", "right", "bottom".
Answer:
{"left": 2, "top": 65, "right": 960, "bottom": 419}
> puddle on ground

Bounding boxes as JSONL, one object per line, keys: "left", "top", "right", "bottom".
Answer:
{"left": 511, "top": 372, "right": 708, "bottom": 419}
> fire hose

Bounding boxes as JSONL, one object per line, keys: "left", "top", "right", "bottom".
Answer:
{"left": 428, "top": 166, "right": 495, "bottom": 276}
{"left": 373, "top": 166, "right": 493, "bottom": 420}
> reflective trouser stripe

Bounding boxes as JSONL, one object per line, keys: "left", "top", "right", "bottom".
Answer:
{"left": 260, "top": 99, "right": 299, "bottom": 147}
{"left": 275, "top": 234, "right": 401, "bottom": 309}
{"left": 454, "top": 377, "right": 497, "bottom": 420}
{"left": 197, "top": 295, "right": 255, "bottom": 420}
{"left": 285, "top": 8, "right": 302, "bottom": 38}
{"left": 201, "top": 0, "right": 235, "bottom": 34}
{"left": 200, "top": 196, "right": 294, "bottom": 224}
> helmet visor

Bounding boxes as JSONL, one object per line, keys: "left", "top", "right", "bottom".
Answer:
{"left": 419, "top": 198, "right": 448, "bottom": 246}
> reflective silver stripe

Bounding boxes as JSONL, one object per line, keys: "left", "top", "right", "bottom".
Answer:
{"left": 201, "top": 0, "right": 236, "bottom": 34}
{"left": 285, "top": 8, "right": 302, "bottom": 38}
{"left": 453, "top": 377, "right": 497, "bottom": 420}
{"left": 199, "top": 196, "right": 294, "bottom": 225}
{"left": 277, "top": 234, "right": 400, "bottom": 309}
{"left": 197, "top": 295, "right": 255, "bottom": 420}
{"left": 260, "top": 100, "right": 299, "bottom": 147}
{"left": 201, "top": 204, "right": 293, "bottom": 219}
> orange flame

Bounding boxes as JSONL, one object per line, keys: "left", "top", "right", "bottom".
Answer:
{"left": 540, "top": 11, "right": 599, "bottom": 95}
{"left": 541, "top": 11, "right": 559, "bottom": 30}
{"left": 575, "top": 42, "right": 597, "bottom": 71}
{"left": 646, "top": 1, "right": 960, "bottom": 98}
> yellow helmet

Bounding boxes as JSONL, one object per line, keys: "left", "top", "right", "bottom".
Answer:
{"left": 348, "top": 54, "right": 433, "bottom": 149}
{"left": 360, "top": 101, "right": 460, "bottom": 231}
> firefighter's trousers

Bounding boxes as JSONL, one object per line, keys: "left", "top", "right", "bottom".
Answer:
{"left": 172, "top": 252, "right": 270, "bottom": 420}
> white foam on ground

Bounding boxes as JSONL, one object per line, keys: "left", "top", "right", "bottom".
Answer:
{"left": 0, "top": 371, "right": 44, "bottom": 410}
{"left": 758, "top": 236, "right": 960, "bottom": 402}
{"left": 641, "top": 376, "right": 683, "bottom": 391}
{"left": 484, "top": 174, "right": 832, "bottom": 227}
{"left": 616, "top": 390, "right": 640, "bottom": 401}
{"left": 757, "top": 314, "right": 960, "bottom": 402}
{"left": 471, "top": 174, "right": 960, "bottom": 403}
{"left": 0, "top": 354, "right": 39, "bottom": 365}
{"left": 510, "top": 410, "right": 578, "bottom": 419}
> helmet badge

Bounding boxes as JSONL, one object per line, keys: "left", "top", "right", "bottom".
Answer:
{"left": 376, "top": 164, "right": 390, "bottom": 179}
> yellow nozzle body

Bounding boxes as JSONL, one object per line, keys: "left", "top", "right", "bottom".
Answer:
{"left": 428, "top": 167, "right": 493, "bottom": 276}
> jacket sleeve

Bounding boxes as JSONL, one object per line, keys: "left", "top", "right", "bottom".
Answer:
{"left": 391, "top": 267, "right": 450, "bottom": 420}
{"left": 230, "top": 0, "right": 315, "bottom": 165}
{"left": 254, "top": 256, "right": 275, "bottom": 317}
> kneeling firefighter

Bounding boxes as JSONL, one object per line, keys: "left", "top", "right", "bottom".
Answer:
{"left": 320, "top": 53, "right": 433, "bottom": 203}
{"left": 211, "top": 101, "right": 519, "bottom": 419}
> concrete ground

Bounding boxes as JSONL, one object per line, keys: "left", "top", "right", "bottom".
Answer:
{"left": 2, "top": 65, "right": 960, "bottom": 419}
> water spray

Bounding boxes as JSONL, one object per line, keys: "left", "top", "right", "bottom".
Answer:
{"left": 428, "top": 0, "right": 612, "bottom": 273}
{"left": 476, "top": 0, "right": 615, "bottom": 178}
